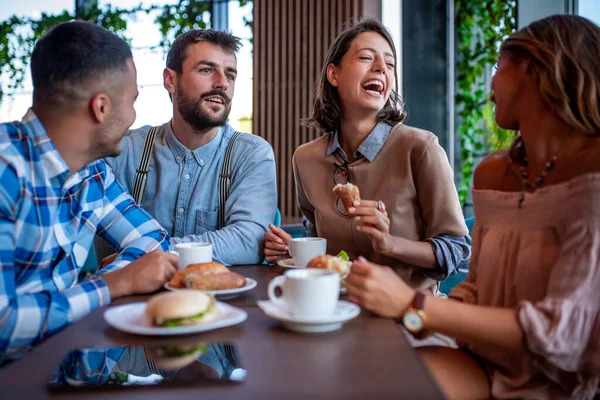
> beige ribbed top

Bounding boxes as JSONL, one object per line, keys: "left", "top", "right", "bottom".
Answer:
{"left": 293, "top": 123, "right": 467, "bottom": 290}
{"left": 451, "top": 173, "right": 600, "bottom": 399}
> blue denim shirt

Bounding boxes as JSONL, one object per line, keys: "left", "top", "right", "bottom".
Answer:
{"left": 316, "top": 122, "right": 471, "bottom": 279}
{"left": 106, "top": 122, "right": 277, "bottom": 265}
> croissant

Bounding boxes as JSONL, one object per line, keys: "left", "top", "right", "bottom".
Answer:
{"left": 169, "top": 262, "right": 245, "bottom": 290}
{"left": 333, "top": 183, "right": 361, "bottom": 211}
{"left": 183, "top": 271, "right": 246, "bottom": 290}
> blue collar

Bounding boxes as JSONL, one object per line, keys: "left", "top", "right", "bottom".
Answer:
{"left": 22, "top": 109, "right": 72, "bottom": 187}
{"left": 165, "top": 122, "right": 225, "bottom": 166}
{"left": 325, "top": 121, "right": 393, "bottom": 162}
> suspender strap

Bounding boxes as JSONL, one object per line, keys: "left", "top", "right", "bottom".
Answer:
{"left": 132, "top": 126, "right": 159, "bottom": 204}
{"left": 218, "top": 131, "right": 242, "bottom": 229}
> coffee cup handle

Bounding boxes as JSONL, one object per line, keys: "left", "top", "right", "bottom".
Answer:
{"left": 267, "top": 276, "right": 286, "bottom": 307}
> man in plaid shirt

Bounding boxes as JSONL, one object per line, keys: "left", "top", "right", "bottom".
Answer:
{"left": 0, "top": 21, "right": 179, "bottom": 365}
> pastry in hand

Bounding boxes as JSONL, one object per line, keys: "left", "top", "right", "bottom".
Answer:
{"left": 333, "top": 183, "right": 361, "bottom": 211}
{"left": 169, "top": 262, "right": 245, "bottom": 290}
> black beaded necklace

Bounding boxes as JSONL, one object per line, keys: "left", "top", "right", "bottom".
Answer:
{"left": 508, "top": 136, "right": 558, "bottom": 208}
{"left": 515, "top": 154, "right": 557, "bottom": 208}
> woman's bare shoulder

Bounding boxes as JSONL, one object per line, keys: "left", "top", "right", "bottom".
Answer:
{"left": 473, "top": 150, "right": 512, "bottom": 190}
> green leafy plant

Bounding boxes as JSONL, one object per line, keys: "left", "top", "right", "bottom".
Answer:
{"left": 0, "top": 0, "right": 252, "bottom": 104}
{"left": 482, "top": 101, "right": 514, "bottom": 150}
{"left": 455, "top": 0, "right": 516, "bottom": 204}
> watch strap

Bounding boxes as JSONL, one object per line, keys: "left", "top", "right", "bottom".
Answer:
{"left": 404, "top": 290, "right": 428, "bottom": 339}
{"left": 412, "top": 290, "right": 426, "bottom": 311}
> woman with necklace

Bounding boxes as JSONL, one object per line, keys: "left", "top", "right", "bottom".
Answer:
{"left": 346, "top": 15, "right": 600, "bottom": 399}
{"left": 264, "top": 19, "right": 471, "bottom": 299}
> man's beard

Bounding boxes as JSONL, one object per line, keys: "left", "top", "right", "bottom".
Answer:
{"left": 177, "top": 87, "right": 231, "bottom": 132}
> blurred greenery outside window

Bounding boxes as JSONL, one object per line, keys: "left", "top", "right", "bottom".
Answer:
{"left": 0, "top": 0, "right": 253, "bottom": 133}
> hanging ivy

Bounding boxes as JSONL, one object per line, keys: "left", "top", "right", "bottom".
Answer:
{"left": 0, "top": 0, "right": 252, "bottom": 104}
{"left": 455, "top": 0, "right": 516, "bottom": 205}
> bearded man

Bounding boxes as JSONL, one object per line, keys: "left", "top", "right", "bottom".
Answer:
{"left": 105, "top": 30, "right": 277, "bottom": 265}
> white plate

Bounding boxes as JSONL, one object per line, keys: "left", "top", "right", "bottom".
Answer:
{"left": 164, "top": 278, "right": 257, "bottom": 299}
{"left": 277, "top": 258, "right": 305, "bottom": 269}
{"left": 103, "top": 301, "right": 247, "bottom": 336}
{"left": 257, "top": 300, "right": 360, "bottom": 333}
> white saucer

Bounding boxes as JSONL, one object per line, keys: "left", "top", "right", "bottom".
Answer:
{"left": 277, "top": 258, "right": 305, "bottom": 269}
{"left": 164, "top": 278, "right": 257, "bottom": 300}
{"left": 257, "top": 300, "right": 360, "bottom": 333}
{"left": 103, "top": 301, "right": 247, "bottom": 336}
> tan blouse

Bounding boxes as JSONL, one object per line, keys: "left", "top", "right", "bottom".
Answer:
{"left": 293, "top": 122, "right": 468, "bottom": 290}
{"left": 451, "top": 174, "right": 600, "bottom": 399}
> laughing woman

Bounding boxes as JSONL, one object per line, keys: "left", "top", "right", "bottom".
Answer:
{"left": 346, "top": 15, "right": 600, "bottom": 399}
{"left": 264, "top": 19, "right": 470, "bottom": 297}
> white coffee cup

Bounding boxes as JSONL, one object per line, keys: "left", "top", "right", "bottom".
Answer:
{"left": 289, "top": 237, "right": 327, "bottom": 267}
{"left": 268, "top": 269, "right": 340, "bottom": 319}
{"left": 172, "top": 242, "right": 213, "bottom": 269}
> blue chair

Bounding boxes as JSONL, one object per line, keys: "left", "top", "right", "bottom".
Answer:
{"left": 439, "top": 217, "right": 474, "bottom": 294}
{"left": 263, "top": 208, "right": 282, "bottom": 264}
{"left": 273, "top": 208, "right": 281, "bottom": 228}
{"left": 465, "top": 216, "right": 475, "bottom": 234}
{"left": 80, "top": 243, "right": 99, "bottom": 275}
{"left": 281, "top": 215, "right": 309, "bottom": 238}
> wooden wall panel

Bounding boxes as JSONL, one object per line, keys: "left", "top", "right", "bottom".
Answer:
{"left": 253, "top": 0, "right": 379, "bottom": 222}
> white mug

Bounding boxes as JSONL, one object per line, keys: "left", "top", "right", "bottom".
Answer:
{"left": 268, "top": 269, "right": 340, "bottom": 319}
{"left": 289, "top": 237, "right": 327, "bottom": 267}
{"left": 172, "top": 242, "right": 213, "bottom": 269}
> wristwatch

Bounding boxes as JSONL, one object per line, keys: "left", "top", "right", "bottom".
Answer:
{"left": 402, "top": 290, "right": 427, "bottom": 339}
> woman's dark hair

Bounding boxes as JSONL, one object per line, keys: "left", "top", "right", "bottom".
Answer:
{"left": 304, "top": 19, "right": 406, "bottom": 133}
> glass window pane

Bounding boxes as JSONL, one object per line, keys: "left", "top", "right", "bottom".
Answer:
{"left": 228, "top": 0, "right": 253, "bottom": 132}
{"left": 579, "top": 0, "right": 600, "bottom": 26}
{"left": 0, "top": 0, "right": 74, "bottom": 121}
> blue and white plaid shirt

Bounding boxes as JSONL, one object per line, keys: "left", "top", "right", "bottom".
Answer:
{"left": 0, "top": 110, "right": 171, "bottom": 365}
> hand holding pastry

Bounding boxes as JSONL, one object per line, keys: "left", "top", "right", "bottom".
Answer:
{"left": 348, "top": 199, "right": 393, "bottom": 255}
{"left": 333, "top": 183, "right": 361, "bottom": 212}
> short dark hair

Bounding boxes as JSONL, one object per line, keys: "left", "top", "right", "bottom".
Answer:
{"left": 31, "top": 21, "right": 133, "bottom": 109}
{"left": 304, "top": 19, "right": 406, "bottom": 133}
{"left": 166, "top": 29, "right": 242, "bottom": 73}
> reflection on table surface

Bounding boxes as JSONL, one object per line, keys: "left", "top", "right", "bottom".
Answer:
{"left": 49, "top": 341, "right": 245, "bottom": 389}
{"left": 0, "top": 265, "right": 445, "bottom": 399}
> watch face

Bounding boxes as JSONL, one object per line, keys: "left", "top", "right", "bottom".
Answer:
{"left": 403, "top": 311, "right": 423, "bottom": 332}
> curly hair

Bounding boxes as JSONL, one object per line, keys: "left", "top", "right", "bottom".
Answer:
{"left": 303, "top": 19, "right": 406, "bottom": 133}
{"left": 501, "top": 15, "right": 600, "bottom": 135}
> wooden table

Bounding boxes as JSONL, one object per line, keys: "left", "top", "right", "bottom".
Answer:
{"left": 0, "top": 265, "right": 445, "bottom": 399}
